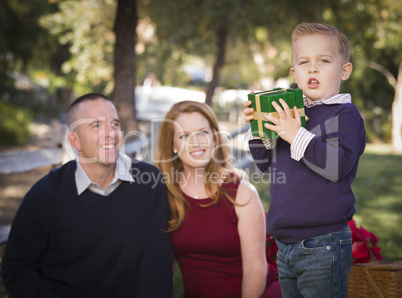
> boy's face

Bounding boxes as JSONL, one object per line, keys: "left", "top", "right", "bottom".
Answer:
{"left": 290, "top": 33, "right": 352, "bottom": 102}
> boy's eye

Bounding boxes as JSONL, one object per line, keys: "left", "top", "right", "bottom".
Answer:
{"left": 299, "top": 60, "right": 308, "bottom": 65}
{"left": 319, "top": 59, "right": 330, "bottom": 63}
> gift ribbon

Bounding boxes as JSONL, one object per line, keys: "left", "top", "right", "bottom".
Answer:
{"left": 254, "top": 93, "right": 264, "bottom": 137}
{"left": 252, "top": 108, "right": 307, "bottom": 121}
{"left": 253, "top": 90, "right": 287, "bottom": 138}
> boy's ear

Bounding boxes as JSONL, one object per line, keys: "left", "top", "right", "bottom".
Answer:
{"left": 68, "top": 132, "right": 81, "bottom": 151}
{"left": 341, "top": 62, "right": 353, "bottom": 81}
{"left": 290, "top": 67, "right": 297, "bottom": 83}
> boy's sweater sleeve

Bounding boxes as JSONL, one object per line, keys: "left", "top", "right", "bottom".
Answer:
{"left": 248, "top": 139, "right": 274, "bottom": 173}
{"left": 2, "top": 178, "right": 62, "bottom": 298}
{"left": 302, "top": 108, "right": 366, "bottom": 182}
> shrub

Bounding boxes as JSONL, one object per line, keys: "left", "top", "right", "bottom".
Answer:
{"left": 0, "top": 102, "right": 33, "bottom": 146}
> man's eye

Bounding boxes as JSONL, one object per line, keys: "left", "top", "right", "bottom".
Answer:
{"left": 111, "top": 121, "right": 120, "bottom": 128}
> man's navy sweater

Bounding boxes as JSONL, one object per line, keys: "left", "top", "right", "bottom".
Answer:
{"left": 249, "top": 102, "right": 366, "bottom": 243}
{"left": 2, "top": 160, "right": 174, "bottom": 297}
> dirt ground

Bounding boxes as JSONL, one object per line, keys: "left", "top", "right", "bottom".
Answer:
{"left": 0, "top": 165, "right": 53, "bottom": 226}
{"left": 0, "top": 120, "right": 63, "bottom": 227}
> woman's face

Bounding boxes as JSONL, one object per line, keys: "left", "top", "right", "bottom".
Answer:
{"left": 173, "top": 112, "right": 215, "bottom": 172}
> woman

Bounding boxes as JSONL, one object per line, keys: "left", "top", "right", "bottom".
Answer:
{"left": 156, "top": 101, "right": 281, "bottom": 297}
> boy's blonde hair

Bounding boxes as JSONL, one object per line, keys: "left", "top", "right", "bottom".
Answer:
{"left": 292, "top": 22, "right": 350, "bottom": 63}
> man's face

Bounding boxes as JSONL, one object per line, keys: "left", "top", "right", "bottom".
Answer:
{"left": 69, "top": 99, "right": 122, "bottom": 165}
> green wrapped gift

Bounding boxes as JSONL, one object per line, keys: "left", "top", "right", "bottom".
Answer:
{"left": 248, "top": 88, "right": 308, "bottom": 139}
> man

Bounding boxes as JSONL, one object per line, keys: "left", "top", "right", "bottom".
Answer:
{"left": 2, "top": 93, "right": 174, "bottom": 297}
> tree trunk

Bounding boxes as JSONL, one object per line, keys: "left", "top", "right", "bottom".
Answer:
{"left": 391, "top": 62, "right": 402, "bottom": 154}
{"left": 367, "top": 60, "right": 402, "bottom": 154}
{"left": 205, "top": 23, "right": 228, "bottom": 106}
{"left": 113, "top": 0, "right": 137, "bottom": 133}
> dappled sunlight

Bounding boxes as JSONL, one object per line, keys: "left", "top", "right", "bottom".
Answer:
{"left": 0, "top": 186, "right": 28, "bottom": 199}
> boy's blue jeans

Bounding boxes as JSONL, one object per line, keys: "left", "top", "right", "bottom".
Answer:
{"left": 275, "top": 225, "right": 352, "bottom": 298}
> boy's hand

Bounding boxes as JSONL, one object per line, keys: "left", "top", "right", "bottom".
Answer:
{"left": 243, "top": 90, "right": 254, "bottom": 123}
{"left": 263, "top": 98, "right": 301, "bottom": 144}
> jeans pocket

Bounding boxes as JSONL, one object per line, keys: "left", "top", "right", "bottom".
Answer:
{"left": 301, "top": 237, "right": 331, "bottom": 252}
{"left": 340, "top": 237, "right": 352, "bottom": 278}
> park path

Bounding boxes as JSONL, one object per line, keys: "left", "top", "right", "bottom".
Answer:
{"left": 0, "top": 148, "right": 63, "bottom": 174}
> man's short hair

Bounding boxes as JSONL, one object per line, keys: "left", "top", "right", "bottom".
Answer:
{"left": 67, "top": 93, "right": 111, "bottom": 127}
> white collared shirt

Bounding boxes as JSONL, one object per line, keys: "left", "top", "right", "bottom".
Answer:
{"left": 303, "top": 93, "right": 351, "bottom": 108}
{"left": 75, "top": 152, "right": 135, "bottom": 196}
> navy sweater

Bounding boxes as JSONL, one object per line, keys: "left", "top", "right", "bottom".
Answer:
{"left": 249, "top": 103, "right": 366, "bottom": 243}
{"left": 2, "top": 160, "right": 173, "bottom": 298}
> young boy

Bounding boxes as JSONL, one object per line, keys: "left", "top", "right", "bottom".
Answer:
{"left": 244, "top": 23, "right": 366, "bottom": 297}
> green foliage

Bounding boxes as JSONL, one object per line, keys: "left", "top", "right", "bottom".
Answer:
{"left": 0, "top": 0, "right": 67, "bottom": 76}
{"left": 219, "top": 40, "right": 260, "bottom": 89}
{"left": 0, "top": 0, "right": 72, "bottom": 108}
{"left": 0, "top": 102, "right": 33, "bottom": 146}
{"left": 319, "top": 0, "right": 400, "bottom": 142}
{"left": 254, "top": 144, "right": 402, "bottom": 261}
{"left": 39, "top": 0, "right": 116, "bottom": 94}
{"left": 0, "top": 0, "right": 400, "bottom": 143}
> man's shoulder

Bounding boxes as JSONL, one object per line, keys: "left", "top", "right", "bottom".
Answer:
{"left": 130, "top": 158, "right": 160, "bottom": 173}
{"left": 128, "top": 158, "right": 165, "bottom": 186}
{"left": 47, "top": 160, "right": 77, "bottom": 181}
{"left": 23, "top": 161, "right": 76, "bottom": 202}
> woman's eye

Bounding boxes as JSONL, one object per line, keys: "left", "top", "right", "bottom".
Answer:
{"left": 179, "top": 134, "right": 188, "bottom": 139}
{"left": 200, "top": 130, "right": 209, "bottom": 135}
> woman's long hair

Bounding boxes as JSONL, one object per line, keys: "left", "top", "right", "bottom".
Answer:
{"left": 155, "top": 101, "right": 239, "bottom": 232}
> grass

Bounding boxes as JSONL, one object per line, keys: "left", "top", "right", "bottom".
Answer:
{"left": 173, "top": 265, "right": 184, "bottom": 297}
{"left": 254, "top": 143, "right": 402, "bottom": 261}
{"left": 352, "top": 144, "right": 402, "bottom": 261}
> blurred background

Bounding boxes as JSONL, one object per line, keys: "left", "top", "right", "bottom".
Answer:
{"left": 1, "top": 0, "right": 401, "bottom": 149}
{"left": 0, "top": 0, "right": 401, "bottom": 294}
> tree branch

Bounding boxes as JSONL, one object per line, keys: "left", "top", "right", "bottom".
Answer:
{"left": 366, "top": 61, "right": 397, "bottom": 89}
